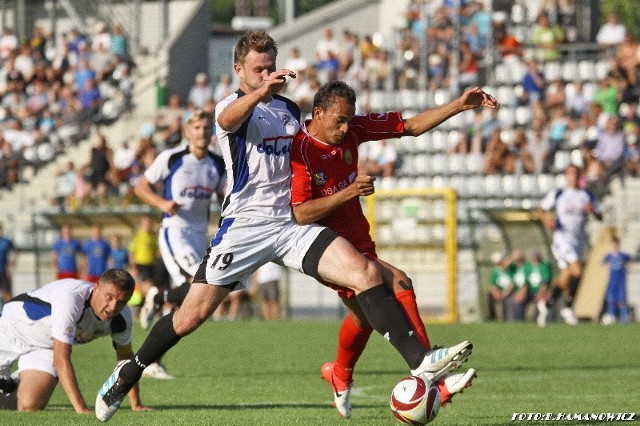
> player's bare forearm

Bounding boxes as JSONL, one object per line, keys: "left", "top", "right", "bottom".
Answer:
{"left": 293, "top": 182, "right": 373, "bottom": 225}
{"left": 403, "top": 87, "right": 498, "bottom": 136}
{"left": 135, "top": 177, "right": 178, "bottom": 215}
{"left": 53, "top": 340, "right": 90, "bottom": 414}
{"left": 217, "top": 90, "right": 264, "bottom": 130}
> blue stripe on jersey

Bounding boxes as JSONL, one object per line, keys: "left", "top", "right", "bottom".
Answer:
{"left": 207, "top": 151, "right": 226, "bottom": 179}
{"left": 163, "top": 153, "right": 186, "bottom": 219}
{"left": 229, "top": 118, "right": 251, "bottom": 194}
{"left": 211, "top": 217, "right": 235, "bottom": 247}
{"left": 23, "top": 301, "right": 52, "bottom": 320}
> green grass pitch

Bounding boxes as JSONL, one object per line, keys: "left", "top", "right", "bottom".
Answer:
{"left": 1, "top": 321, "right": 638, "bottom": 425}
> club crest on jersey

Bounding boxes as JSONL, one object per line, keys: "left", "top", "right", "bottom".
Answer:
{"left": 343, "top": 149, "right": 353, "bottom": 165}
{"left": 313, "top": 172, "right": 327, "bottom": 186}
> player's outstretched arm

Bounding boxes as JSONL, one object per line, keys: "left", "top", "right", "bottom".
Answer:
{"left": 53, "top": 339, "right": 92, "bottom": 414}
{"left": 403, "top": 87, "right": 499, "bottom": 137}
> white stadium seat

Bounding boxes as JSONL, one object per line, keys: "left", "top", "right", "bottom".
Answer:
{"left": 537, "top": 174, "right": 555, "bottom": 195}
{"left": 483, "top": 174, "right": 502, "bottom": 197}
{"left": 501, "top": 174, "right": 520, "bottom": 197}
{"left": 544, "top": 62, "right": 562, "bottom": 81}
{"left": 553, "top": 150, "right": 571, "bottom": 172}
{"left": 578, "top": 60, "right": 596, "bottom": 81}
{"left": 465, "top": 153, "right": 484, "bottom": 174}
{"left": 448, "top": 153, "right": 465, "bottom": 175}
{"left": 561, "top": 61, "right": 578, "bottom": 82}
{"left": 519, "top": 174, "right": 538, "bottom": 196}
{"left": 595, "top": 59, "right": 610, "bottom": 80}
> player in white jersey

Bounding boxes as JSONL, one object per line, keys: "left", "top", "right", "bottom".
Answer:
{"left": 135, "top": 110, "right": 225, "bottom": 378}
{"left": 0, "top": 269, "right": 148, "bottom": 414}
{"left": 538, "top": 165, "right": 603, "bottom": 324}
{"left": 96, "top": 30, "right": 473, "bottom": 422}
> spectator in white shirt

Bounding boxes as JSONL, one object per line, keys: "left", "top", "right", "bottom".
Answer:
{"left": 596, "top": 13, "right": 626, "bottom": 47}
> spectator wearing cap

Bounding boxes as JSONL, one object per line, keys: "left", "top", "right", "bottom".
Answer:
{"left": 188, "top": 72, "right": 214, "bottom": 109}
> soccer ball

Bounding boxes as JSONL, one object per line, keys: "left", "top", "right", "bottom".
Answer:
{"left": 390, "top": 375, "right": 441, "bottom": 425}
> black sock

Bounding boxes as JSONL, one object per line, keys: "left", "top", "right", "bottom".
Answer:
{"left": 166, "top": 283, "right": 190, "bottom": 305}
{"left": 356, "top": 284, "right": 427, "bottom": 369}
{"left": 568, "top": 276, "right": 580, "bottom": 302}
{"left": 153, "top": 290, "right": 166, "bottom": 307}
{"left": 119, "top": 312, "right": 181, "bottom": 383}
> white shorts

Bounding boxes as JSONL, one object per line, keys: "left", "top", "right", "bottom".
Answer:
{"left": 0, "top": 320, "right": 56, "bottom": 377}
{"left": 551, "top": 232, "right": 585, "bottom": 270}
{"left": 193, "top": 217, "right": 326, "bottom": 289}
{"left": 159, "top": 226, "right": 209, "bottom": 288}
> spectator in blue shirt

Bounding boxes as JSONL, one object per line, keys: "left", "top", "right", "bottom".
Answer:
{"left": 83, "top": 224, "right": 111, "bottom": 284}
{"left": 51, "top": 223, "right": 83, "bottom": 279}
{"left": 109, "top": 233, "right": 129, "bottom": 270}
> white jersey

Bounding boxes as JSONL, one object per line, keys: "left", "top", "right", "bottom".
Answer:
{"left": 0, "top": 279, "right": 132, "bottom": 349}
{"left": 540, "top": 187, "right": 601, "bottom": 242}
{"left": 215, "top": 91, "right": 300, "bottom": 221}
{"left": 144, "top": 145, "right": 226, "bottom": 232}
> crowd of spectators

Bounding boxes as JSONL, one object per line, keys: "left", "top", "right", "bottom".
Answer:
{"left": 0, "top": 22, "right": 133, "bottom": 191}
{"left": 270, "top": 1, "right": 640, "bottom": 198}
{"left": 38, "top": 2, "right": 640, "bottom": 210}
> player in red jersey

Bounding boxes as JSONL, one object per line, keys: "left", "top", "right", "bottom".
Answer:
{"left": 290, "top": 81, "right": 498, "bottom": 417}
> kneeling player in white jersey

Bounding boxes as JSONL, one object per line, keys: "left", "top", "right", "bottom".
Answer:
{"left": 0, "top": 269, "right": 148, "bottom": 414}
{"left": 538, "top": 165, "right": 603, "bottom": 325}
{"left": 134, "top": 109, "right": 226, "bottom": 379}
{"left": 96, "top": 30, "right": 480, "bottom": 422}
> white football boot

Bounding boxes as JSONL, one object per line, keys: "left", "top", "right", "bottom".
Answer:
{"left": 436, "top": 368, "right": 477, "bottom": 406}
{"left": 139, "top": 286, "right": 159, "bottom": 330}
{"left": 96, "top": 360, "right": 133, "bottom": 422}
{"left": 142, "top": 362, "right": 174, "bottom": 380}
{"left": 412, "top": 341, "right": 473, "bottom": 382}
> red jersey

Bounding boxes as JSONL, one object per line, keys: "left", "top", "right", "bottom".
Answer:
{"left": 290, "top": 112, "right": 405, "bottom": 256}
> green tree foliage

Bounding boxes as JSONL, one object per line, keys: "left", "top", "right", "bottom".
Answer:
{"left": 601, "top": 0, "right": 640, "bottom": 40}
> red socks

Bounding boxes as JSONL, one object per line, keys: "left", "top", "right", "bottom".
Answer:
{"left": 394, "top": 289, "right": 431, "bottom": 350}
{"left": 333, "top": 314, "right": 373, "bottom": 383}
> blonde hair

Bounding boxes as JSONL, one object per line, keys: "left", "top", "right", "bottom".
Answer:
{"left": 185, "top": 109, "right": 213, "bottom": 124}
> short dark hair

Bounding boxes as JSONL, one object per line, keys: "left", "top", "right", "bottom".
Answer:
{"left": 312, "top": 80, "right": 356, "bottom": 112}
{"left": 99, "top": 268, "right": 135, "bottom": 294}
{"left": 234, "top": 30, "right": 278, "bottom": 64}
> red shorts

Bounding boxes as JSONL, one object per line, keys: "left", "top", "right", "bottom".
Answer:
{"left": 57, "top": 271, "right": 79, "bottom": 280}
{"left": 321, "top": 251, "right": 378, "bottom": 299}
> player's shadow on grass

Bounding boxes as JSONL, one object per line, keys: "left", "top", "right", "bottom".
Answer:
{"left": 122, "top": 402, "right": 383, "bottom": 411}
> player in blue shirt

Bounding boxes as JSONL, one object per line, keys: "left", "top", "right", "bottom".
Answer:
{"left": 601, "top": 236, "right": 638, "bottom": 324}
{"left": 51, "top": 224, "right": 83, "bottom": 279}
{"left": 109, "top": 234, "right": 129, "bottom": 270}
{"left": 83, "top": 224, "right": 112, "bottom": 284}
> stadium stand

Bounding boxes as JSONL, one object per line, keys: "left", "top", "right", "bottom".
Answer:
{"left": 2, "top": 0, "right": 640, "bottom": 322}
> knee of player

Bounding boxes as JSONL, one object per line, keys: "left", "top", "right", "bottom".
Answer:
{"left": 361, "top": 258, "right": 382, "bottom": 286}
{"left": 173, "top": 309, "right": 207, "bottom": 335}
{"left": 17, "top": 395, "right": 46, "bottom": 411}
